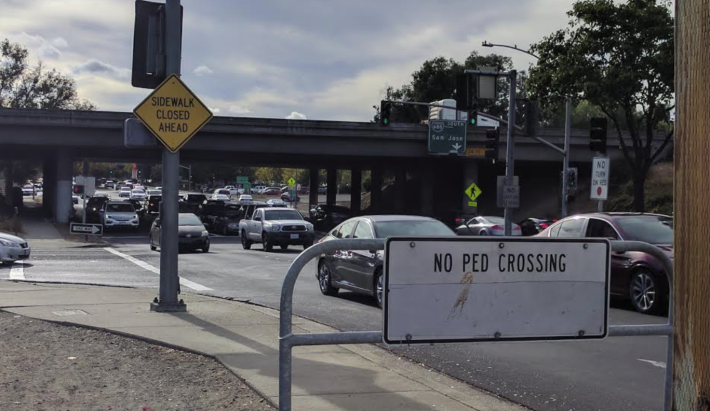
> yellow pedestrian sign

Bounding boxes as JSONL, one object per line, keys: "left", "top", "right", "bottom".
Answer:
{"left": 288, "top": 177, "right": 296, "bottom": 187}
{"left": 465, "top": 182, "right": 482, "bottom": 207}
{"left": 133, "top": 74, "right": 213, "bottom": 153}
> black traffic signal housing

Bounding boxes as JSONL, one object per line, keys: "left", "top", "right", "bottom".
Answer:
{"left": 468, "top": 110, "right": 478, "bottom": 127}
{"left": 590, "top": 117, "right": 608, "bottom": 154}
{"left": 485, "top": 128, "right": 499, "bottom": 160}
{"left": 455, "top": 73, "right": 471, "bottom": 111}
{"left": 523, "top": 100, "right": 540, "bottom": 136}
{"left": 380, "top": 100, "right": 392, "bottom": 126}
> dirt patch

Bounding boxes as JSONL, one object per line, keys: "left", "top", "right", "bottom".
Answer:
{"left": 0, "top": 311, "right": 273, "bottom": 411}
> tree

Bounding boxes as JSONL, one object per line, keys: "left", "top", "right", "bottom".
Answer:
{"left": 376, "top": 52, "right": 518, "bottom": 124}
{"left": 527, "top": 0, "right": 674, "bottom": 211}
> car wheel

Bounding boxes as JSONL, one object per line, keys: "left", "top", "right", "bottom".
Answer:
{"left": 478, "top": 230, "right": 487, "bottom": 236}
{"left": 262, "top": 232, "right": 273, "bottom": 252}
{"left": 241, "top": 231, "right": 252, "bottom": 250}
{"left": 374, "top": 270, "right": 384, "bottom": 309}
{"left": 318, "top": 261, "right": 339, "bottom": 296}
{"left": 629, "top": 269, "right": 664, "bottom": 315}
{"left": 280, "top": 244, "right": 288, "bottom": 251}
{"left": 202, "top": 242, "right": 210, "bottom": 253}
{"left": 150, "top": 236, "right": 157, "bottom": 251}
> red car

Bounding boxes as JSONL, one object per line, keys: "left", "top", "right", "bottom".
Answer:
{"left": 537, "top": 213, "right": 673, "bottom": 315}
{"left": 262, "top": 187, "right": 281, "bottom": 196}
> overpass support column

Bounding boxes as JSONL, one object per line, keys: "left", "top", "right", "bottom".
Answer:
{"left": 420, "top": 166, "right": 434, "bottom": 216}
{"left": 42, "top": 157, "right": 57, "bottom": 219}
{"left": 309, "top": 168, "right": 319, "bottom": 208}
{"left": 462, "top": 161, "right": 479, "bottom": 213}
{"left": 326, "top": 168, "right": 337, "bottom": 207}
{"left": 350, "top": 167, "right": 362, "bottom": 215}
{"left": 394, "top": 168, "right": 407, "bottom": 213}
{"left": 370, "top": 166, "right": 382, "bottom": 213}
{"left": 54, "top": 149, "right": 72, "bottom": 224}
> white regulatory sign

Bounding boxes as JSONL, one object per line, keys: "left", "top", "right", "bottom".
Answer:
{"left": 591, "top": 157, "right": 610, "bottom": 200}
{"left": 383, "top": 237, "right": 610, "bottom": 344}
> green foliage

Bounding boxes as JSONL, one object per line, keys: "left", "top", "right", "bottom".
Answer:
{"left": 527, "top": 0, "right": 674, "bottom": 212}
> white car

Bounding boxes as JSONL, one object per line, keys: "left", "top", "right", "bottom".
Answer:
{"left": 253, "top": 185, "right": 267, "bottom": 194}
{"left": 238, "top": 194, "right": 253, "bottom": 202}
{"left": 22, "top": 184, "right": 35, "bottom": 196}
{"left": 118, "top": 187, "right": 132, "bottom": 198}
{"left": 211, "top": 189, "right": 231, "bottom": 201}
{"left": 101, "top": 201, "right": 140, "bottom": 230}
{"left": 0, "top": 232, "right": 31, "bottom": 265}
{"left": 105, "top": 181, "right": 115, "bottom": 189}
{"left": 130, "top": 189, "right": 147, "bottom": 201}
{"left": 224, "top": 185, "right": 240, "bottom": 195}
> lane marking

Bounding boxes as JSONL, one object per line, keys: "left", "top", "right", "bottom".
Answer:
{"left": 9, "top": 261, "right": 25, "bottom": 280}
{"left": 104, "top": 247, "right": 212, "bottom": 291}
{"left": 638, "top": 359, "right": 666, "bottom": 369}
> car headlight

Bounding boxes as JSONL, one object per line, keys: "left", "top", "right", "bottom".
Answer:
{"left": 0, "top": 239, "right": 17, "bottom": 247}
{"left": 306, "top": 223, "right": 314, "bottom": 232}
{"left": 268, "top": 224, "right": 280, "bottom": 232}
{"left": 133, "top": 215, "right": 139, "bottom": 220}
{"left": 201, "top": 230, "right": 209, "bottom": 237}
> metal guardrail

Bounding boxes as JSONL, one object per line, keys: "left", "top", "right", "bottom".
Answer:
{"left": 278, "top": 239, "right": 674, "bottom": 411}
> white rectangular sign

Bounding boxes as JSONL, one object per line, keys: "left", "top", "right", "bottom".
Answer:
{"left": 590, "top": 157, "right": 610, "bottom": 200}
{"left": 384, "top": 238, "right": 610, "bottom": 344}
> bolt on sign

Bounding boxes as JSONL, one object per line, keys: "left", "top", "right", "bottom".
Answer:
{"left": 383, "top": 237, "right": 610, "bottom": 344}
{"left": 133, "top": 74, "right": 213, "bottom": 153}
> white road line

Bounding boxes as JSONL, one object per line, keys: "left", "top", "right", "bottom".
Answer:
{"left": 104, "top": 247, "right": 212, "bottom": 291}
{"left": 9, "top": 261, "right": 25, "bottom": 280}
{"left": 638, "top": 359, "right": 666, "bottom": 369}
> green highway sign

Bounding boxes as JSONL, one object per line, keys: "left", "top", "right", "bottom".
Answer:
{"left": 243, "top": 182, "right": 251, "bottom": 190}
{"left": 428, "top": 120, "right": 467, "bottom": 156}
{"left": 236, "top": 176, "right": 249, "bottom": 183}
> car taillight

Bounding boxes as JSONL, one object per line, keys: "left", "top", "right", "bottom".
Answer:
{"left": 540, "top": 223, "right": 549, "bottom": 229}
{"left": 514, "top": 226, "right": 521, "bottom": 231}
{"left": 492, "top": 225, "right": 503, "bottom": 230}
{"left": 455, "top": 218, "right": 463, "bottom": 224}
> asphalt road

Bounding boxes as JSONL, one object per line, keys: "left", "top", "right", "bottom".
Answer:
{"left": 1, "top": 231, "right": 668, "bottom": 411}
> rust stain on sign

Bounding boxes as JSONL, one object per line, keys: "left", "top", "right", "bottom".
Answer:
{"left": 448, "top": 272, "right": 474, "bottom": 319}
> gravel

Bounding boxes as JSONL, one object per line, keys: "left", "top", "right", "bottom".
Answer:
{"left": 0, "top": 311, "right": 273, "bottom": 411}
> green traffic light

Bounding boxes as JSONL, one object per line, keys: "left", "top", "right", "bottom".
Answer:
{"left": 470, "top": 118, "right": 476, "bottom": 125}
{"left": 384, "top": 118, "right": 389, "bottom": 125}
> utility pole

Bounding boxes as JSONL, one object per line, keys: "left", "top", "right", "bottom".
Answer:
{"left": 503, "top": 70, "right": 517, "bottom": 235}
{"left": 154, "top": 0, "right": 184, "bottom": 312}
{"left": 673, "top": 1, "right": 708, "bottom": 409}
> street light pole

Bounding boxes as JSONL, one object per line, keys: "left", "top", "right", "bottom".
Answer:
{"left": 483, "top": 40, "right": 572, "bottom": 218}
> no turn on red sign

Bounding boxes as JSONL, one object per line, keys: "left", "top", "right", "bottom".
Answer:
{"left": 591, "top": 157, "right": 610, "bottom": 200}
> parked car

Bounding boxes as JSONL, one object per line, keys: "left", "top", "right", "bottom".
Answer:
{"left": 519, "top": 218, "right": 555, "bottom": 236}
{"left": 317, "top": 186, "right": 327, "bottom": 195}
{"left": 316, "top": 215, "right": 455, "bottom": 308}
{"left": 211, "top": 189, "right": 231, "bottom": 201}
{"left": 0, "top": 232, "right": 31, "bottom": 265}
{"left": 101, "top": 201, "right": 139, "bottom": 230}
{"left": 538, "top": 212, "right": 673, "bottom": 315}
{"left": 253, "top": 185, "right": 267, "bottom": 194}
{"left": 455, "top": 216, "right": 521, "bottom": 236}
{"left": 309, "top": 204, "right": 351, "bottom": 232}
{"left": 130, "top": 188, "right": 146, "bottom": 201}
{"left": 181, "top": 193, "right": 208, "bottom": 213}
{"left": 262, "top": 187, "right": 281, "bottom": 196}
{"left": 198, "top": 199, "right": 227, "bottom": 230}
{"left": 118, "top": 187, "right": 132, "bottom": 198}
{"left": 85, "top": 196, "right": 110, "bottom": 223}
{"left": 240, "top": 207, "right": 314, "bottom": 251}
{"left": 150, "top": 213, "right": 210, "bottom": 253}
{"left": 147, "top": 195, "right": 162, "bottom": 214}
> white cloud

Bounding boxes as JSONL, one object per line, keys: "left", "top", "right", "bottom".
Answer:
{"left": 229, "top": 105, "right": 252, "bottom": 115}
{"left": 51, "top": 37, "right": 68, "bottom": 48}
{"left": 11, "top": 32, "right": 64, "bottom": 59}
{"left": 193, "top": 65, "right": 214, "bottom": 76}
{"left": 209, "top": 107, "right": 221, "bottom": 114}
{"left": 285, "top": 111, "right": 307, "bottom": 120}
{"left": 73, "top": 59, "right": 130, "bottom": 79}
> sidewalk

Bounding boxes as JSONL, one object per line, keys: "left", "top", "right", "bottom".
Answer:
{"left": 0, "top": 281, "right": 524, "bottom": 411}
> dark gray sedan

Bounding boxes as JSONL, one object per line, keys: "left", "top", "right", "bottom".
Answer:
{"left": 316, "top": 215, "right": 454, "bottom": 308}
{"left": 150, "top": 213, "right": 210, "bottom": 253}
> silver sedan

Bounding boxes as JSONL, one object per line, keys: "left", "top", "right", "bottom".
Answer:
{"left": 455, "top": 216, "right": 522, "bottom": 236}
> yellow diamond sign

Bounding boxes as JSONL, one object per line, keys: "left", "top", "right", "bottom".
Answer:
{"left": 133, "top": 74, "right": 213, "bottom": 153}
{"left": 288, "top": 178, "right": 296, "bottom": 187}
{"left": 465, "top": 182, "right": 482, "bottom": 202}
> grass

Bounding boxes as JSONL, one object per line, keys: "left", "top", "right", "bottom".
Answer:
{"left": 607, "top": 161, "right": 673, "bottom": 215}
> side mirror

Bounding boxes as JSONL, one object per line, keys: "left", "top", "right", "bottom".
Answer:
{"left": 369, "top": 249, "right": 378, "bottom": 255}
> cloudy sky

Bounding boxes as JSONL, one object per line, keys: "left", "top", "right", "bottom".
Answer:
{"left": 1, "top": 0, "right": 574, "bottom": 121}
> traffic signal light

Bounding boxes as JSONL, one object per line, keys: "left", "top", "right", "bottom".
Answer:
{"left": 468, "top": 111, "right": 478, "bottom": 127}
{"left": 485, "top": 128, "right": 499, "bottom": 160}
{"left": 380, "top": 100, "right": 392, "bottom": 126}
{"left": 455, "top": 73, "right": 470, "bottom": 111}
{"left": 523, "top": 100, "right": 539, "bottom": 136}
{"left": 590, "top": 117, "right": 608, "bottom": 154}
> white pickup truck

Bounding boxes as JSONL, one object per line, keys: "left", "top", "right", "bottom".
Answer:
{"left": 239, "top": 207, "right": 314, "bottom": 252}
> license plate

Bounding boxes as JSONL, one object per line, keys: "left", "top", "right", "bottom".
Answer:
{"left": 290, "top": 234, "right": 299, "bottom": 239}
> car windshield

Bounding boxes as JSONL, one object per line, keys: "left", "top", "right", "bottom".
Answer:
{"left": 120, "top": 187, "right": 131, "bottom": 191}
{"left": 375, "top": 220, "right": 454, "bottom": 238}
{"left": 106, "top": 203, "right": 134, "bottom": 212}
{"left": 217, "top": 190, "right": 230, "bottom": 195}
{"left": 264, "top": 210, "right": 302, "bottom": 220}
{"left": 615, "top": 215, "right": 673, "bottom": 244}
{"left": 178, "top": 214, "right": 204, "bottom": 226}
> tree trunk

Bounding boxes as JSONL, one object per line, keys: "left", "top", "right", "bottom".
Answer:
{"left": 673, "top": 1, "right": 710, "bottom": 410}
{"left": 632, "top": 172, "right": 646, "bottom": 212}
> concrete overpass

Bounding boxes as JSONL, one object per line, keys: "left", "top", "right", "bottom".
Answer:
{"left": 0, "top": 108, "right": 634, "bottom": 224}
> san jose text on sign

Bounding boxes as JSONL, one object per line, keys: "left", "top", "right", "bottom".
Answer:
{"left": 384, "top": 237, "right": 610, "bottom": 344}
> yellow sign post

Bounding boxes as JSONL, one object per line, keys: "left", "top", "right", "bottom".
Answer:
{"left": 133, "top": 74, "right": 213, "bottom": 153}
{"left": 464, "top": 182, "right": 482, "bottom": 207}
